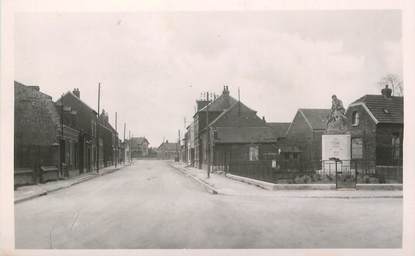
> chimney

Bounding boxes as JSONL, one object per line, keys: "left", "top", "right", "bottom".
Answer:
{"left": 262, "top": 116, "right": 266, "bottom": 122}
{"left": 73, "top": 88, "right": 80, "bottom": 98}
{"left": 381, "top": 84, "right": 392, "bottom": 98}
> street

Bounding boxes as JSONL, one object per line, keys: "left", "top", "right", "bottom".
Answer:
{"left": 15, "top": 160, "right": 402, "bottom": 249}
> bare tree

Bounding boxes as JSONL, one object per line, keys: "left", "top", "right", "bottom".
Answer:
{"left": 378, "top": 73, "right": 404, "bottom": 96}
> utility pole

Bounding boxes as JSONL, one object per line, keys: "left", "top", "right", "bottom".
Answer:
{"left": 96, "top": 83, "right": 101, "bottom": 173}
{"left": 60, "top": 94, "right": 65, "bottom": 178}
{"left": 123, "top": 122, "right": 126, "bottom": 165}
{"left": 206, "top": 93, "right": 210, "bottom": 178}
{"left": 115, "top": 112, "right": 117, "bottom": 168}
{"left": 238, "top": 87, "right": 241, "bottom": 117}
{"left": 129, "top": 130, "right": 131, "bottom": 163}
{"left": 178, "top": 129, "right": 181, "bottom": 161}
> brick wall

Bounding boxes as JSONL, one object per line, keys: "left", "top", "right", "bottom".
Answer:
{"left": 346, "top": 104, "right": 377, "bottom": 163}
{"left": 376, "top": 123, "right": 403, "bottom": 166}
{"left": 285, "top": 111, "right": 315, "bottom": 163}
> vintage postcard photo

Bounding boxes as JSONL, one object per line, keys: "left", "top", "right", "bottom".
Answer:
{"left": 1, "top": 1, "right": 415, "bottom": 254}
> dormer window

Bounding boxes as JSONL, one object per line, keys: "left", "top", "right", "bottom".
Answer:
{"left": 352, "top": 111, "right": 360, "bottom": 126}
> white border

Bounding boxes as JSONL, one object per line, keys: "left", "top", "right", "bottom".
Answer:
{"left": 1, "top": 0, "right": 414, "bottom": 256}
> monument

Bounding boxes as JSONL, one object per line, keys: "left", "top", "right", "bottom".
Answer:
{"left": 322, "top": 95, "right": 351, "bottom": 175}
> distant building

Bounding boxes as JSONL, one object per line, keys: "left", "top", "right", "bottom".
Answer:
{"left": 157, "top": 140, "right": 178, "bottom": 160}
{"left": 120, "top": 140, "right": 131, "bottom": 163}
{"left": 130, "top": 137, "right": 150, "bottom": 158}
{"left": 98, "top": 109, "right": 119, "bottom": 167}
{"left": 345, "top": 85, "right": 403, "bottom": 177}
{"left": 184, "top": 123, "right": 195, "bottom": 166}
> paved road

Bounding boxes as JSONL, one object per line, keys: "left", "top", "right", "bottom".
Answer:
{"left": 15, "top": 160, "right": 402, "bottom": 249}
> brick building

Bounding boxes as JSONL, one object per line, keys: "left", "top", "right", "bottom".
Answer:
{"left": 14, "top": 81, "right": 61, "bottom": 185}
{"left": 98, "top": 110, "right": 119, "bottom": 167}
{"left": 157, "top": 140, "right": 178, "bottom": 160}
{"left": 130, "top": 137, "right": 150, "bottom": 158}
{"left": 194, "top": 86, "right": 278, "bottom": 171}
{"left": 281, "top": 108, "right": 330, "bottom": 170}
{"left": 57, "top": 89, "right": 99, "bottom": 172}
{"left": 345, "top": 86, "right": 403, "bottom": 176}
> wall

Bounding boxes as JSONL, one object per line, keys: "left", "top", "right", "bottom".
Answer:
{"left": 376, "top": 123, "right": 403, "bottom": 166}
{"left": 285, "top": 112, "right": 314, "bottom": 163}
{"left": 346, "top": 104, "right": 377, "bottom": 163}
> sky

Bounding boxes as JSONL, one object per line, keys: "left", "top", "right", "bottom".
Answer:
{"left": 15, "top": 11, "right": 402, "bottom": 146}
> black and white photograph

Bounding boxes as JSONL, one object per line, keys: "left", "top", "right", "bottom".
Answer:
{"left": 1, "top": 0, "right": 415, "bottom": 255}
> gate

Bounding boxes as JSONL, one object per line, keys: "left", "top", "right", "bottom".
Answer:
{"left": 323, "top": 159, "right": 356, "bottom": 189}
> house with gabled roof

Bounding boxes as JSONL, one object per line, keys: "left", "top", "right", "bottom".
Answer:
{"left": 194, "top": 86, "right": 278, "bottom": 171}
{"left": 282, "top": 108, "right": 330, "bottom": 170}
{"left": 157, "top": 140, "right": 178, "bottom": 160}
{"left": 193, "top": 86, "right": 238, "bottom": 168}
{"left": 345, "top": 85, "right": 403, "bottom": 175}
{"left": 56, "top": 89, "right": 99, "bottom": 173}
{"left": 130, "top": 137, "right": 150, "bottom": 158}
{"left": 57, "top": 88, "right": 119, "bottom": 171}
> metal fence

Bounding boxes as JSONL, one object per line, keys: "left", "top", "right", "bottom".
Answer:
{"left": 228, "top": 160, "right": 321, "bottom": 184}
{"left": 227, "top": 159, "right": 402, "bottom": 185}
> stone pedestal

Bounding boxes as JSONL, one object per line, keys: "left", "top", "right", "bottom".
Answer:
{"left": 322, "top": 134, "right": 351, "bottom": 174}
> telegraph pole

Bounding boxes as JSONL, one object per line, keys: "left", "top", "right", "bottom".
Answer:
{"left": 115, "top": 112, "right": 118, "bottom": 168}
{"left": 129, "top": 130, "right": 131, "bottom": 163}
{"left": 96, "top": 83, "right": 101, "bottom": 173}
{"left": 123, "top": 122, "right": 126, "bottom": 164}
{"left": 206, "top": 92, "right": 210, "bottom": 178}
{"left": 238, "top": 87, "right": 241, "bottom": 117}
{"left": 178, "top": 129, "right": 181, "bottom": 161}
{"left": 60, "top": 94, "right": 64, "bottom": 178}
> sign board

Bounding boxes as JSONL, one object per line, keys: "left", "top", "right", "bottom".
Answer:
{"left": 322, "top": 134, "right": 351, "bottom": 161}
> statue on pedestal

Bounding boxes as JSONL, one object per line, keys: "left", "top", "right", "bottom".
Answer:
{"left": 326, "top": 95, "right": 348, "bottom": 134}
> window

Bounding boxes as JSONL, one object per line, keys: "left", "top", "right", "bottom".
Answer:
{"left": 392, "top": 133, "right": 401, "bottom": 161}
{"left": 249, "top": 145, "right": 259, "bottom": 161}
{"left": 352, "top": 111, "right": 360, "bottom": 126}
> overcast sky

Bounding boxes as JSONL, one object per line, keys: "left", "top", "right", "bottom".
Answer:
{"left": 15, "top": 11, "right": 402, "bottom": 146}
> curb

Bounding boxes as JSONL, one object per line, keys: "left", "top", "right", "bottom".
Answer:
{"left": 14, "top": 190, "right": 48, "bottom": 204}
{"left": 169, "top": 164, "right": 218, "bottom": 195}
{"left": 226, "top": 173, "right": 402, "bottom": 191}
{"left": 15, "top": 166, "right": 125, "bottom": 204}
{"left": 226, "top": 174, "right": 277, "bottom": 190}
{"left": 98, "top": 167, "right": 122, "bottom": 177}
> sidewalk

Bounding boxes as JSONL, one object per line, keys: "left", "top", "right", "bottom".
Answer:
{"left": 14, "top": 163, "right": 129, "bottom": 204}
{"left": 170, "top": 162, "right": 403, "bottom": 198}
